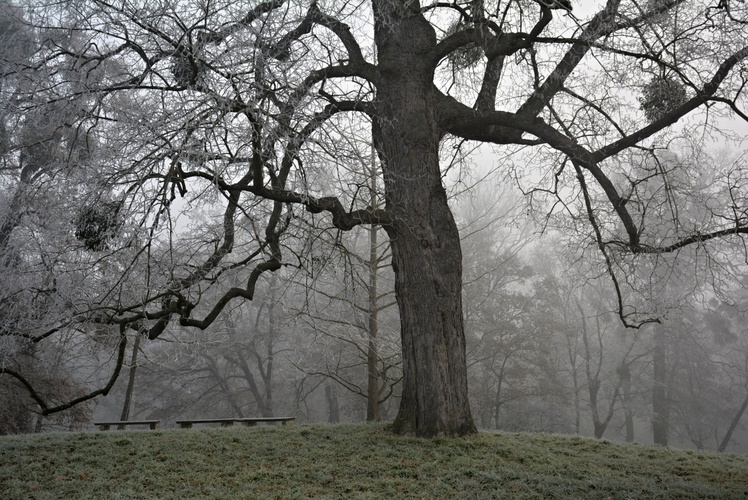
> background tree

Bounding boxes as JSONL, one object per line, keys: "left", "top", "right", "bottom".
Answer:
{"left": 0, "top": 2, "right": 130, "bottom": 431}
{"left": 457, "top": 182, "right": 567, "bottom": 431}
{"left": 287, "top": 131, "right": 401, "bottom": 422}
{"left": 291, "top": 229, "right": 402, "bottom": 422}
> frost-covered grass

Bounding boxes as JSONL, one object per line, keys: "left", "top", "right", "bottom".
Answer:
{"left": 1, "top": 423, "right": 747, "bottom": 499}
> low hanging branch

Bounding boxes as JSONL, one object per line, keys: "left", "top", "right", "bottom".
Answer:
{"left": 573, "top": 161, "right": 661, "bottom": 328}
{"left": 0, "top": 326, "right": 129, "bottom": 416}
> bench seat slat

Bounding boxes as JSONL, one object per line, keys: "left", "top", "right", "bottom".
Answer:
{"left": 94, "top": 420, "right": 160, "bottom": 431}
{"left": 94, "top": 420, "right": 160, "bottom": 425}
{"left": 176, "top": 417, "right": 295, "bottom": 429}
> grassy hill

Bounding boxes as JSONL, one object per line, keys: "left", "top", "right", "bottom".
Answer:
{"left": 1, "top": 423, "right": 747, "bottom": 499}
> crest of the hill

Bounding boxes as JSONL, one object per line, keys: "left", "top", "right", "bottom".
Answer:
{"left": 1, "top": 423, "right": 747, "bottom": 499}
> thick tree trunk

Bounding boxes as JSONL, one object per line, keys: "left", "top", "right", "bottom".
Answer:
{"left": 373, "top": 3, "right": 475, "bottom": 436}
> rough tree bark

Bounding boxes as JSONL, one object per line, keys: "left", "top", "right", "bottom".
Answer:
{"left": 373, "top": 2, "right": 475, "bottom": 436}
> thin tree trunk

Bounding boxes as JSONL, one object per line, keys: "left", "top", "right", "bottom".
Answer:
{"left": 718, "top": 392, "right": 748, "bottom": 452}
{"left": 225, "top": 301, "right": 274, "bottom": 417}
{"left": 118, "top": 332, "right": 141, "bottom": 429}
{"left": 494, "top": 374, "right": 503, "bottom": 430}
{"left": 367, "top": 141, "right": 380, "bottom": 422}
{"left": 264, "top": 298, "right": 275, "bottom": 417}
{"left": 577, "top": 300, "right": 620, "bottom": 439}
{"left": 204, "top": 353, "right": 245, "bottom": 417}
{"left": 578, "top": 302, "right": 602, "bottom": 436}
{"left": 325, "top": 384, "right": 340, "bottom": 423}
{"left": 652, "top": 328, "right": 669, "bottom": 446}
{"left": 620, "top": 363, "right": 635, "bottom": 442}
{"left": 34, "top": 414, "right": 43, "bottom": 433}
{"left": 234, "top": 350, "right": 270, "bottom": 417}
{"left": 374, "top": 2, "right": 475, "bottom": 436}
{"left": 564, "top": 328, "right": 582, "bottom": 435}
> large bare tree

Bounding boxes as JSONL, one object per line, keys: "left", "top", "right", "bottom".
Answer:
{"left": 2, "top": 0, "right": 747, "bottom": 436}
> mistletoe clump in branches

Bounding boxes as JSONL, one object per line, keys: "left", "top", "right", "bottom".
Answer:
{"left": 639, "top": 75, "right": 687, "bottom": 123}
{"left": 445, "top": 20, "right": 484, "bottom": 70}
{"left": 74, "top": 201, "right": 122, "bottom": 252}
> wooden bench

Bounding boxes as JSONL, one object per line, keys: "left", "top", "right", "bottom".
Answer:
{"left": 94, "top": 420, "right": 161, "bottom": 431}
{"left": 175, "top": 417, "right": 295, "bottom": 429}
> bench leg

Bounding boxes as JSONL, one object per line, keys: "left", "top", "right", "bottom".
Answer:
{"left": 150, "top": 422, "right": 160, "bottom": 430}
{"left": 179, "top": 423, "right": 193, "bottom": 429}
{"left": 98, "top": 425, "right": 111, "bottom": 431}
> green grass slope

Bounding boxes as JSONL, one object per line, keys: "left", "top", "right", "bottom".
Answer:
{"left": 1, "top": 423, "right": 747, "bottom": 499}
